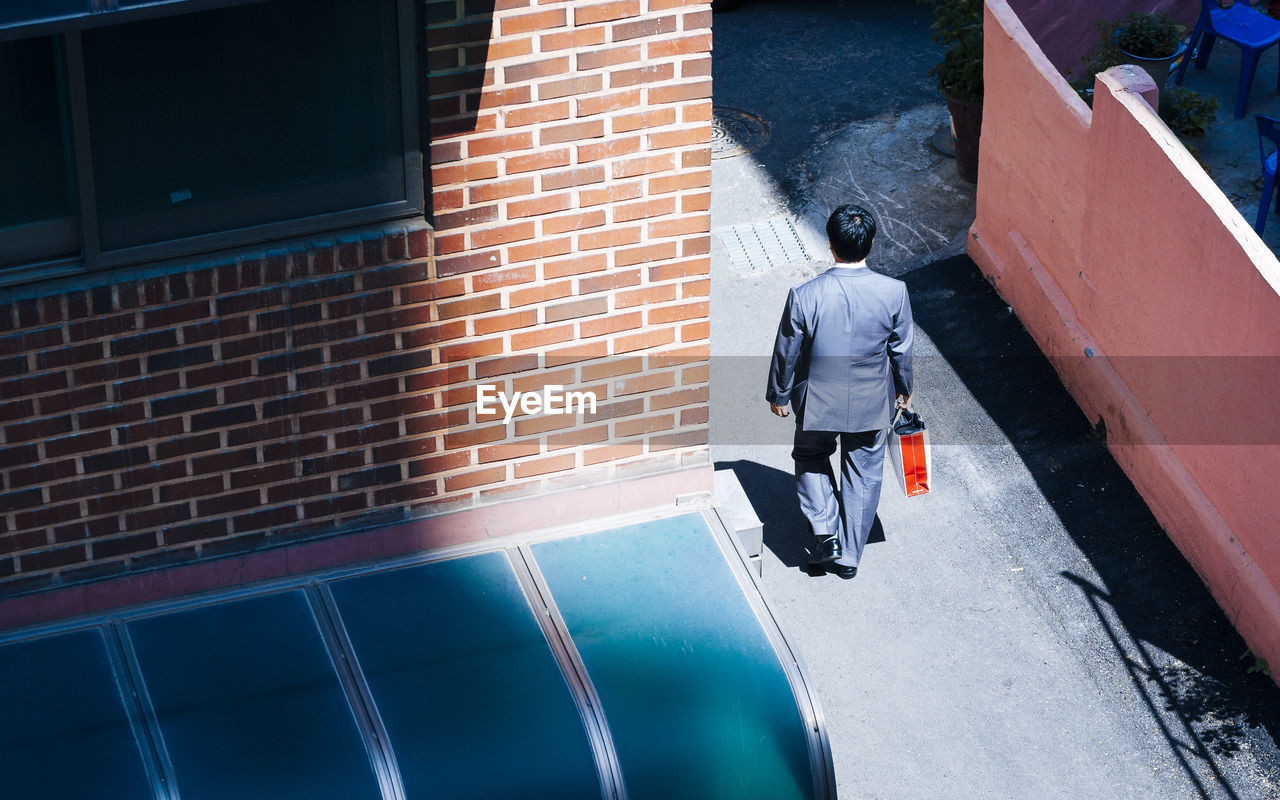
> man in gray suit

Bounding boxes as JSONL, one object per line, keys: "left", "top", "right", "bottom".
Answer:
{"left": 766, "top": 205, "right": 914, "bottom": 579}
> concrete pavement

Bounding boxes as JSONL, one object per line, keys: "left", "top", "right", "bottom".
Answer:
{"left": 708, "top": 2, "right": 1280, "bottom": 797}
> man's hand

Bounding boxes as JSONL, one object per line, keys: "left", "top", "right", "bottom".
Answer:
{"left": 895, "top": 393, "right": 911, "bottom": 409}
{"left": 769, "top": 402, "right": 790, "bottom": 418}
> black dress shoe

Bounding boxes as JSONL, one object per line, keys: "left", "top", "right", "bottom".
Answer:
{"left": 832, "top": 564, "right": 857, "bottom": 580}
{"left": 807, "top": 536, "right": 843, "bottom": 564}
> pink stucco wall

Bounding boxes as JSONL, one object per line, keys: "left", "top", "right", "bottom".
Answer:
{"left": 971, "top": 1, "right": 1280, "bottom": 681}
{"left": 1007, "top": 0, "right": 1197, "bottom": 80}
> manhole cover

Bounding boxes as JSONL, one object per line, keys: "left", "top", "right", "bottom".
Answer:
{"left": 712, "top": 107, "right": 769, "bottom": 159}
{"left": 715, "top": 216, "right": 812, "bottom": 271}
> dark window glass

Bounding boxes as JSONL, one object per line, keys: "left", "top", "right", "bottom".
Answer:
{"left": 532, "top": 514, "right": 817, "bottom": 800}
{"left": 330, "top": 552, "right": 602, "bottom": 800}
{"left": 0, "top": 35, "right": 78, "bottom": 267}
{"left": 0, "top": 0, "right": 87, "bottom": 27}
{"left": 116, "top": 0, "right": 208, "bottom": 5}
{"left": 128, "top": 591, "right": 382, "bottom": 800}
{"left": 82, "top": 0, "right": 405, "bottom": 251}
{"left": 0, "top": 630, "right": 153, "bottom": 798}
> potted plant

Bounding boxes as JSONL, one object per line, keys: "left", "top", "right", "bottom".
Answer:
{"left": 1113, "top": 11, "right": 1188, "bottom": 83}
{"left": 1077, "top": 13, "right": 1188, "bottom": 99}
{"left": 1075, "top": 17, "right": 1218, "bottom": 152}
{"left": 921, "top": 0, "right": 984, "bottom": 182}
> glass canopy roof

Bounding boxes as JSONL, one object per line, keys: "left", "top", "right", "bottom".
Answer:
{"left": 0, "top": 511, "right": 834, "bottom": 800}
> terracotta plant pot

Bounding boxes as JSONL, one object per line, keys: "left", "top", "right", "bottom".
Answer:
{"left": 944, "top": 93, "right": 983, "bottom": 183}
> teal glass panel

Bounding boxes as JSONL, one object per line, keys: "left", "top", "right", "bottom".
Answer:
{"left": 128, "top": 591, "right": 381, "bottom": 800}
{"left": 0, "top": 630, "right": 152, "bottom": 799}
{"left": 532, "top": 514, "right": 815, "bottom": 800}
{"left": 330, "top": 552, "right": 601, "bottom": 800}
{"left": 82, "top": 0, "right": 404, "bottom": 250}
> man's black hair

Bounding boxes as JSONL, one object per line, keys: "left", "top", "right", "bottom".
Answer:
{"left": 826, "top": 204, "right": 877, "bottom": 263}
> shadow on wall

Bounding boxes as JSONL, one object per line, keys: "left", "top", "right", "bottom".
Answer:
{"left": 1006, "top": 0, "right": 1200, "bottom": 81}
{"left": 423, "top": 0, "right": 496, "bottom": 211}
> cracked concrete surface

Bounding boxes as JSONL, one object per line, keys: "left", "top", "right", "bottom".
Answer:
{"left": 792, "top": 106, "right": 975, "bottom": 276}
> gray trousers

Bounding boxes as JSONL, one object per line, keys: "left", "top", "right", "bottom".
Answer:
{"left": 793, "top": 426, "right": 886, "bottom": 568}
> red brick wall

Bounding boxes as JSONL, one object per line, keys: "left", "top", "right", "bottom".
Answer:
{"left": 421, "top": 0, "right": 712, "bottom": 501}
{"left": 1, "top": 230, "right": 439, "bottom": 595}
{"left": 0, "top": 0, "right": 712, "bottom": 600}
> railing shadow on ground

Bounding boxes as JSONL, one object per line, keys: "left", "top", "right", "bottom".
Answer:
{"left": 903, "top": 253, "right": 1280, "bottom": 796}
{"left": 1064, "top": 570, "right": 1257, "bottom": 800}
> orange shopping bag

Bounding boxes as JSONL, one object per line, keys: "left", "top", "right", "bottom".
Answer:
{"left": 889, "top": 408, "right": 932, "bottom": 497}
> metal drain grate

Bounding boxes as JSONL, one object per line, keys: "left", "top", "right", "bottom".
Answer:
{"left": 715, "top": 216, "right": 812, "bottom": 271}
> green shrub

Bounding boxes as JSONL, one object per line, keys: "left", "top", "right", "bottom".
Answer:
{"left": 1159, "top": 85, "right": 1220, "bottom": 138}
{"left": 1115, "top": 11, "right": 1183, "bottom": 59}
{"left": 919, "top": 0, "right": 984, "bottom": 103}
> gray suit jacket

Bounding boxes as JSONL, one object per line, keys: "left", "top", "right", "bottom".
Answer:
{"left": 766, "top": 266, "right": 914, "bottom": 432}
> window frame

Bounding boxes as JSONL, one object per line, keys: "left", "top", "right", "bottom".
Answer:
{"left": 0, "top": 0, "right": 424, "bottom": 288}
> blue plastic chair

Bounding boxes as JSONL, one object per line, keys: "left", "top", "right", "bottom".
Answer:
{"left": 1255, "top": 115, "right": 1280, "bottom": 233}
{"left": 1175, "top": 0, "right": 1280, "bottom": 118}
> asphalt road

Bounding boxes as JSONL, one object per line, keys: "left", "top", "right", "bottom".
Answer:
{"left": 709, "top": 2, "right": 1280, "bottom": 797}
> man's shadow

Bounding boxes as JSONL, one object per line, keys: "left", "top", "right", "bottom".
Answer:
{"left": 715, "top": 459, "right": 885, "bottom": 570}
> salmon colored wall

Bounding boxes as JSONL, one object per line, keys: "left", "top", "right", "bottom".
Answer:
{"left": 971, "top": 1, "right": 1280, "bottom": 681}
{"left": 1007, "top": 0, "right": 1198, "bottom": 80}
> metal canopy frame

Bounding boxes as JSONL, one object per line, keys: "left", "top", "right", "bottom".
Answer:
{"left": 103, "top": 624, "right": 182, "bottom": 800}
{"left": 510, "top": 545, "right": 629, "bottom": 800}
{"left": 309, "top": 583, "right": 408, "bottom": 800}
{"left": 704, "top": 507, "right": 838, "bottom": 800}
{"left": 0, "top": 509, "right": 836, "bottom": 800}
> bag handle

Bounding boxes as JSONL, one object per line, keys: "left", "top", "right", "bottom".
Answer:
{"left": 892, "top": 406, "right": 925, "bottom": 435}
